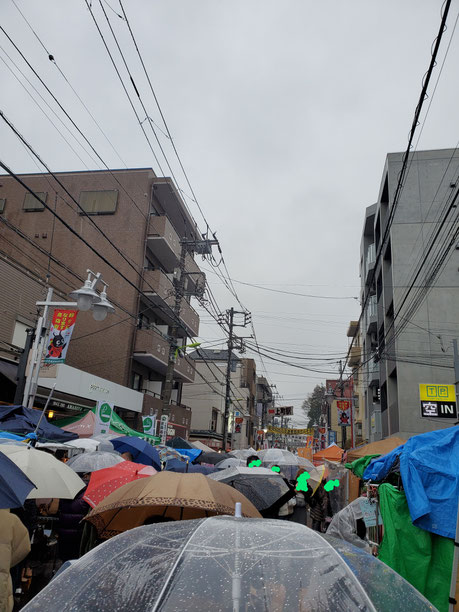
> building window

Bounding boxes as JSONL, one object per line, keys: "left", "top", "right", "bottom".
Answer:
{"left": 79, "top": 190, "right": 118, "bottom": 215}
{"left": 23, "top": 192, "right": 46, "bottom": 211}
{"left": 0, "top": 198, "right": 5, "bottom": 213}
{"left": 138, "top": 313, "right": 151, "bottom": 330}
{"left": 210, "top": 409, "right": 218, "bottom": 432}
{"left": 131, "top": 372, "right": 143, "bottom": 391}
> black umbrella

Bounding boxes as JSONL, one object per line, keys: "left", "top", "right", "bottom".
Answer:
{"left": 208, "top": 466, "right": 293, "bottom": 514}
{"left": 167, "top": 437, "right": 196, "bottom": 450}
{"left": 196, "top": 451, "right": 230, "bottom": 465}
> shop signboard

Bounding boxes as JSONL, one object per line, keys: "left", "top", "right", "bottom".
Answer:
{"left": 328, "top": 430, "right": 337, "bottom": 445}
{"left": 337, "top": 400, "right": 351, "bottom": 426}
{"left": 94, "top": 401, "right": 113, "bottom": 435}
{"left": 419, "top": 384, "right": 457, "bottom": 419}
{"left": 159, "top": 415, "right": 169, "bottom": 445}
{"left": 142, "top": 415, "right": 156, "bottom": 436}
{"left": 44, "top": 309, "right": 78, "bottom": 364}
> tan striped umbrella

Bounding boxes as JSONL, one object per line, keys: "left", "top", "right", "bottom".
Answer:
{"left": 85, "top": 471, "right": 261, "bottom": 539}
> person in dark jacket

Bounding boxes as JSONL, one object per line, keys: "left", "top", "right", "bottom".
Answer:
{"left": 57, "top": 475, "right": 90, "bottom": 562}
{"left": 308, "top": 482, "right": 327, "bottom": 532}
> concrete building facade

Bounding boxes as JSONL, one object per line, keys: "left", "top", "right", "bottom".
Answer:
{"left": 0, "top": 168, "right": 204, "bottom": 435}
{"left": 359, "top": 149, "right": 459, "bottom": 441}
{"left": 182, "top": 349, "right": 258, "bottom": 450}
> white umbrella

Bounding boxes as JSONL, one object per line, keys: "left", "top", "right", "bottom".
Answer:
{"left": 0, "top": 445, "right": 85, "bottom": 499}
{"left": 67, "top": 439, "right": 100, "bottom": 451}
{"left": 67, "top": 451, "right": 125, "bottom": 473}
{"left": 67, "top": 438, "right": 115, "bottom": 453}
{"left": 258, "top": 449, "right": 314, "bottom": 480}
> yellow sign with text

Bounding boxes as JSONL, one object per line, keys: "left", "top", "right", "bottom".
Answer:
{"left": 419, "top": 384, "right": 456, "bottom": 402}
{"left": 267, "top": 426, "right": 314, "bottom": 436}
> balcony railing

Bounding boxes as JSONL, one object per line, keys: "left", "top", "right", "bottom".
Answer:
{"left": 133, "top": 328, "right": 195, "bottom": 383}
{"left": 142, "top": 268, "right": 199, "bottom": 336}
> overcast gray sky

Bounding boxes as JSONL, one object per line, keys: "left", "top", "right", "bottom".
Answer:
{"left": 2, "top": 0, "right": 459, "bottom": 422}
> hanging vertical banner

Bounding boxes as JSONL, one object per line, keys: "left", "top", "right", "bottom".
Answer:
{"left": 142, "top": 415, "right": 156, "bottom": 436}
{"left": 337, "top": 399, "right": 351, "bottom": 426}
{"left": 94, "top": 401, "right": 114, "bottom": 436}
{"left": 159, "top": 415, "right": 169, "bottom": 445}
{"left": 44, "top": 309, "right": 78, "bottom": 364}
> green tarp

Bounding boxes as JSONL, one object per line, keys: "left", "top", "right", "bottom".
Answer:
{"left": 54, "top": 409, "right": 160, "bottom": 444}
{"left": 345, "top": 454, "right": 380, "bottom": 479}
{"left": 378, "top": 483, "right": 454, "bottom": 612}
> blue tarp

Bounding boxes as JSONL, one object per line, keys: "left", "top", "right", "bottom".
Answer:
{"left": 364, "top": 427, "right": 459, "bottom": 539}
{"left": 0, "top": 405, "right": 78, "bottom": 443}
{"left": 174, "top": 448, "right": 202, "bottom": 462}
{"left": 363, "top": 445, "right": 404, "bottom": 481}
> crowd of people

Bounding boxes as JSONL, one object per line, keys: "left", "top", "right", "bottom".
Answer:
{"left": 1, "top": 445, "right": 368, "bottom": 612}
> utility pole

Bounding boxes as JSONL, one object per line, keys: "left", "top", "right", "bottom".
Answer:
{"left": 222, "top": 307, "right": 235, "bottom": 452}
{"left": 339, "top": 359, "right": 347, "bottom": 449}
{"left": 161, "top": 237, "right": 219, "bottom": 418}
{"left": 13, "top": 328, "right": 34, "bottom": 405}
{"left": 221, "top": 308, "right": 251, "bottom": 451}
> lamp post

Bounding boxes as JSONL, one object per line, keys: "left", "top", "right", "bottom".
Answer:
{"left": 23, "top": 270, "right": 115, "bottom": 409}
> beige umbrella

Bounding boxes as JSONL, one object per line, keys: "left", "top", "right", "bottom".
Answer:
{"left": 0, "top": 444, "right": 85, "bottom": 499}
{"left": 86, "top": 471, "right": 261, "bottom": 539}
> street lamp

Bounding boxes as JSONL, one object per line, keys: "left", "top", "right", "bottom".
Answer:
{"left": 22, "top": 270, "right": 115, "bottom": 409}
{"left": 69, "top": 270, "right": 115, "bottom": 319}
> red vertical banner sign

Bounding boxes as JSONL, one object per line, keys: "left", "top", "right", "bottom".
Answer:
{"left": 44, "top": 309, "right": 78, "bottom": 364}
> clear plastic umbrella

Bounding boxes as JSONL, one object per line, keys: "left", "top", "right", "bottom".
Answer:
{"left": 66, "top": 451, "right": 124, "bottom": 473}
{"left": 258, "top": 448, "right": 314, "bottom": 480}
{"left": 215, "top": 457, "right": 245, "bottom": 470}
{"left": 22, "top": 516, "right": 437, "bottom": 611}
{"left": 229, "top": 448, "right": 257, "bottom": 460}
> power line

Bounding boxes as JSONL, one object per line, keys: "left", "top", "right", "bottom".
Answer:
{"left": 344, "top": 0, "right": 453, "bottom": 369}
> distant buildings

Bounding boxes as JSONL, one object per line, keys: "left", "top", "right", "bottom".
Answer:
{"left": 0, "top": 168, "right": 204, "bottom": 438}
{"left": 182, "top": 349, "right": 259, "bottom": 450}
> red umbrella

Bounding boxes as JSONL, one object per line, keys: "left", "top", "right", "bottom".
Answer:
{"left": 83, "top": 460, "right": 157, "bottom": 508}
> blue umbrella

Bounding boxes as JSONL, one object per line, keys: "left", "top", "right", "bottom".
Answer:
{"left": 112, "top": 436, "right": 161, "bottom": 470}
{"left": 164, "top": 458, "right": 218, "bottom": 475}
{"left": 0, "top": 431, "right": 25, "bottom": 441}
{"left": 0, "top": 450, "right": 36, "bottom": 508}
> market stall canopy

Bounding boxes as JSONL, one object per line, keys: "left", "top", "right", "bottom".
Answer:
{"left": 314, "top": 443, "right": 344, "bottom": 463}
{"left": 364, "top": 425, "right": 459, "bottom": 540}
{"left": 23, "top": 517, "right": 436, "bottom": 611}
{"left": 347, "top": 437, "right": 406, "bottom": 462}
{"left": 56, "top": 409, "right": 159, "bottom": 443}
{"left": 0, "top": 444, "right": 85, "bottom": 499}
{"left": 0, "top": 405, "right": 78, "bottom": 443}
{"left": 86, "top": 472, "right": 261, "bottom": 538}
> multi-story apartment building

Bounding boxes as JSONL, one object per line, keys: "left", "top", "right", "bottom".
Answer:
{"left": 182, "top": 349, "right": 257, "bottom": 450}
{"left": 360, "top": 149, "right": 459, "bottom": 441}
{"left": 0, "top": 168, "right": 204, "bottom": 436}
